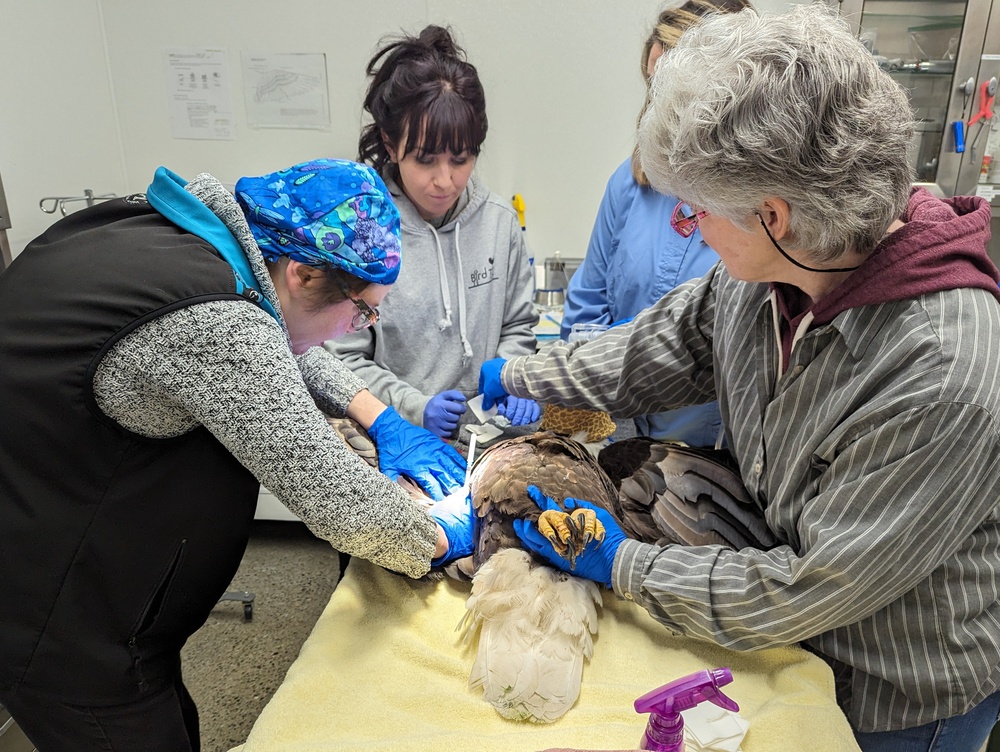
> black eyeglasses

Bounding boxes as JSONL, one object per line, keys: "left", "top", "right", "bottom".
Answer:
{"left": 348, "top": 295, "right": 380, "bottom": 331}
{"left": 336, "top": 280, "right": 380, "bottom": 331}
{"left": 754, "top": 213, "right": 860, "bottom": 274}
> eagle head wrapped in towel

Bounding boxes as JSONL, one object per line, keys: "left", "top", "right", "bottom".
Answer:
{"left": 453, "top": 431, "right": 777, "bottom": 724}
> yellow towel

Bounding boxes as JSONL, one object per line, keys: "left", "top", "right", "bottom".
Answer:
{"left": 233, "top": 558, "right": 860, "bottom": 752}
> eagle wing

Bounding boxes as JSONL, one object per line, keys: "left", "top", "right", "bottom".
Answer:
{"left": 598, "top": 438, "right": 778, "bottom": 550}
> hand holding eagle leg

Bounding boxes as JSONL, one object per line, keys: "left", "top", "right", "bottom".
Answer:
{"left": 516, "top": 486, "right": 626, "bottom": 587}
{"left": 537, "top": 507, "right": 606, "bottom": 570}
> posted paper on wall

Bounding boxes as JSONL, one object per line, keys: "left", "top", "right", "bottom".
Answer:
{"left": 164, "top": 48, "right": 235, "bottom": 140}
{"left": 241, "top": 52, "right": 330, "bottom": 130}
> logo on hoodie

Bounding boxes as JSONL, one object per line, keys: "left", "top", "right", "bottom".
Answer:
{"left": 469, "top": 256, "right": 497, "bottom": 289}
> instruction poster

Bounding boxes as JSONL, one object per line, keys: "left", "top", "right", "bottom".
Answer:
{"left": 241, "top": 52, "right": 330, "bottom": 130}
{"left": 164, "top": 48, "right": 235, "bottom": 140}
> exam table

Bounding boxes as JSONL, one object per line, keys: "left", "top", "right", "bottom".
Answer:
{"left": 230, "top": 557, "right": 861, "bottom": 752}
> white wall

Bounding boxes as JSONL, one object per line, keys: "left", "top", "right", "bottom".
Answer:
{"left": 0, "top": 0, "right": 802, "bottom": 264}
{"left": 0, "top": 3, "right": 127, "bottom": 252}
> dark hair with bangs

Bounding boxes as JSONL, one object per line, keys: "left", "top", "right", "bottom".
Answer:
{"left": 358, "top": 25, "right": 488, "bottom": 177}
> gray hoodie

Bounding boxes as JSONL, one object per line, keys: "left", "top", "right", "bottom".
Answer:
{"left": 326, "top": 173, "right": 538, "bottom": 429}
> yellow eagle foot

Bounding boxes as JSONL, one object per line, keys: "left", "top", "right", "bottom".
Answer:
{"left": 536, "top": 508, "right": 605, "bottom": 569}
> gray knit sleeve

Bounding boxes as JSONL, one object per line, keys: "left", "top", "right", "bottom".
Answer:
{"left": 295, "top": 346, "right": 367, "bottom": 417}
{"left": 93, "top": 299, "right": 438, "bottom": 577}
{"left": 325, "top": 329, "right": 432, "bottom": 427}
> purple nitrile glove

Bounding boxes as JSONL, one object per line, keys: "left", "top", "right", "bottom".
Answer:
{"left": 367, "top": 406, "right": 466, "bottom": 500}
{"left": 496, "top": 395, "right": 540, "bottom": 426}
{"left": 513, "top": 485, "right": 626, "bottom": 587}
{"left": 423, "top": 390, "right": 467, "bottom": 438}
{"left": 478, "top": 357, "right": 509, "bottom": 410}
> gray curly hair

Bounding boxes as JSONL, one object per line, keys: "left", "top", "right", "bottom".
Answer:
{"left": 637, "top": 3, "right": 915, "bottom": 261}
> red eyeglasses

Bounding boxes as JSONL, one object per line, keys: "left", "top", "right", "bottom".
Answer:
{"left": 670, "top": 202, "right": 709, "bottom": 238}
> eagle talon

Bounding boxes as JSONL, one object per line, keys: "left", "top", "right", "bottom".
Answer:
{"left": 536, "top": 507, "right": 606, "bottom": 567}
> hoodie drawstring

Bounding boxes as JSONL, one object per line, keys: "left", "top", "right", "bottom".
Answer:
{"left": 452, "top": 224, "right": 474, "bottom": 363}
{"left": 429, "top": 223, "right": 474, "bottom": 364}
{"left": 429, "top": 225, "right": 453, "bottom": 331}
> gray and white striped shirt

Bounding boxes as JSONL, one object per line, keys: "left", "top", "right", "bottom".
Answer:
{"left": 503, "top": 263, "right": 1000, "bottom": 732}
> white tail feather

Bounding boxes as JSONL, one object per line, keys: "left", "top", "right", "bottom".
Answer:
{"left": 460, "top": 548, "right": 602, "bottom": 723}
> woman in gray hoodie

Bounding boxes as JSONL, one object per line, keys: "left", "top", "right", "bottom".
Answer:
{"left": 326, "top": 25, "right": 539, "bottom": 440}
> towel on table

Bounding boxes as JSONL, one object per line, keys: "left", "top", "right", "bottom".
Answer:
{"left": 232, "top": 558, "right": 861, "bottom": 752}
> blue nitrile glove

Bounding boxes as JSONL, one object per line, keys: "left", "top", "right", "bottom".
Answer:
{"left": 423, "top": 390, "right": 467, "bottom": 438}
{"left": 429, "top": 488, "right": 475, "bottom": 566}
{"left": 478, "top": 357, "right": 509, "bottom": 410}
{"left": 610, "top": 315, "right": 634, "bottom": 328}
{"left": 513, "top": 485, "right": 627, "bottom": 587}
{"left": 367, "top": 407, "right": 466, "bottom": 500}
{"left": 496, "top": 395, "right": 540, "bottom": 426}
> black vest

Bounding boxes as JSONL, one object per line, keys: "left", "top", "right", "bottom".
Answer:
{"left": 0, "top": 195, "right": 263, "bottom": 701}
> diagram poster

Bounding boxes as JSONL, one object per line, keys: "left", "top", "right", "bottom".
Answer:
{"left": 241, "top": 52, "right": 330, "bottom": 130}
{"left": 164, "top": 48, "right": 235, "bottom": 140}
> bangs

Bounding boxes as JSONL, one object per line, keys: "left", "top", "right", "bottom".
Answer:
{"left": 403, "top": 91, "right": 486, "bottom": 158}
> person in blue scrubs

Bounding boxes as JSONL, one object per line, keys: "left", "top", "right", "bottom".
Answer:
{"left": 561, "top": 0, "right": 750, "bottom": 447}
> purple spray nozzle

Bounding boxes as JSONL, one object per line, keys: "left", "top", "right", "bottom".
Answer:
{"left": 634, "top": 667, "right": 739, "bottom": 752}
{"left": 634, "top": 667, "right": 739, "bottom": 715}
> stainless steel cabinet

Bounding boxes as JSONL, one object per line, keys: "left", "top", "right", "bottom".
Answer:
{"left": 838, "top": 0, "right": 1000, "bottom": 263}
{"left": 838, "top": 0, "right": 999, "bottom": 194}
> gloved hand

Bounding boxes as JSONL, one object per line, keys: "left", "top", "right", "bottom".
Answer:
{"left": 367, "top": 407, "right": 466, "bottom": 500}
{"left": 423, "top": 390, "right": 467, "bottom": 438}
{"left": 496, "top": 395, "right": 540, "bottom": 426}
{"left": 514, "top": 485, "right": 627, "bottom": 587}
{"left": 478, "top": 357, "right": 509, "bottom": 410}
{"left": 429, "top": 488, "right": 476, "bottom": 566}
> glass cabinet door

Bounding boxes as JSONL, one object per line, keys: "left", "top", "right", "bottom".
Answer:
{"left": 855, "top": 1, "right": 969, "bottom": 186}
{"left": 839, "top": 0, "right": 997, "bottom": 196}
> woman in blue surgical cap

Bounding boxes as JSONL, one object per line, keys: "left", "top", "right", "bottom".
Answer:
{"left": 0, "top": 158, "right": 474, "bottom": 752}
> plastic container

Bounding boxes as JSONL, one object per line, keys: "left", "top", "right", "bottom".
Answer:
{"left": 568, "top": 322, "right": 610, "bottom": 342}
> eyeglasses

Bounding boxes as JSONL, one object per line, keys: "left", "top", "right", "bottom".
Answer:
{"left": 672, "top": 201, "right": 862, "bottom": 274}
{"left": 348, "top": 295, "right": 380, "bottom": 331}
{"left": 670, "top": 202, "right": 709, "bottom": 238}
{"left": 336, "top": 280, "right": 380, "bottom": 331}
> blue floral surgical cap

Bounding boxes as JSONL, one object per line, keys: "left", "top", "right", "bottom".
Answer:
{"left": 235, "top": 159, "right": 401, "bottom": 285}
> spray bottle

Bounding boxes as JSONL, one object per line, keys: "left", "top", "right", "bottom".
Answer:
{"left": 633, "top": 667, "right": 739, "bottom": 752}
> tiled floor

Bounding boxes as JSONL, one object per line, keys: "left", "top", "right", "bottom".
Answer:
{"left": 182, "top": 521, "right": 342, "bottom": 752}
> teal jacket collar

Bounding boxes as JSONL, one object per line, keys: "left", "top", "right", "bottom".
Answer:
{"left": 146, "top": 166, "right": 280, "bottom": 323}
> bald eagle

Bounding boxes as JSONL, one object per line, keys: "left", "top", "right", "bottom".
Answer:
{"left": 453, "top": 431, "right": 776, "bottom": 723}
{"left": 328, "top": 418, "right": 775, "bottom": 723}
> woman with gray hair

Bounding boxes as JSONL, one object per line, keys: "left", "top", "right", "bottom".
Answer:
{"left": 479, "top": 4, "right": 1000, "bottom": 750}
